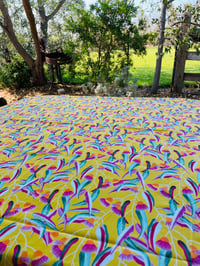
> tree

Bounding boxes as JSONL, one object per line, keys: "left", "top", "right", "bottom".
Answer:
{"left": 151, "top": 0, "right": 174, "bottom": 94}
{"left": 66, "top": 0, "right": 148, "bottom": 83}
{"left": 0, "top": 0, "right": 80, "bottom": 85}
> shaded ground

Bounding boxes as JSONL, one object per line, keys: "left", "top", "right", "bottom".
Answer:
{"left": 0, "top": 83, "right": 200, "bottom": 105}
{"left": 0, "top": 84, "right": 83, "bottom": 105}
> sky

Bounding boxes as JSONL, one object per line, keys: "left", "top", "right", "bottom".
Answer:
{"left": 85, "top": 0, "right": 198, "bottom": 9}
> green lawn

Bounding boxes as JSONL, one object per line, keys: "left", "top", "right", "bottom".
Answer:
{"left": 130, "top": 47, "right": 200, "bottom": 87}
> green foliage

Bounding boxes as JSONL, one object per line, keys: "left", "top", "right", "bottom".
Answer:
{"left": 0, "top": 56, "right": 31, "bottom": 88}
{"left": 130, "top": 47, "right": 200, "bottom": 87}
{"left": 167, "top": 3, "right": 200, "bottom": 51}
{"left": 65, "top": 0, "right": 148, "bottom": 83}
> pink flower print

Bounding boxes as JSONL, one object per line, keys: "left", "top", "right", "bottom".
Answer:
{"left": 31, "top": 250, "right": 49, "bottom": 266}
{"left": 147, "top": 183, "right": 159, "bottom": 191}
{"left": 101, "top": 179, "right": 111, "bottom": 189}
{"left": 165, "top": 217, "right": 172, "bottom": 227}
{"left": 63, "top": 189, "right": 73, "bottom": 197}
{"left": 4, "top": 204, "right": 21, "bottom": 217}
{"left": 83, "top": 218, "right": 95, "bottom": 228}
{"left": 0, "top": 199, "right": 4, "bottom": 207}
{"left": 99, "top": 197, "right": 113, "bottom": 207}
{"left": 156, "top": 237, "right": 171, "bottom": 251}
{"left": 82, "top": 240, "right": 97, "bottom": 253}
{"left": 190, "top": 245, "right": 200, "bottom": 265}
{"left": 22, "top": 202, "right": 36, "bottom": 212}
{"left": 0, "top": 240, "right": 10, "bottom": 260}
{"left": 136, "top": 201, "right": 148, "bottom": 211}
{"left": 52, "top": 237, "right": 68, "bottom": 258}
{"left": 159, "top": 187, "right": 170, "bottom": 198}
{"left": 17, "top": 250, "right": 30, "bottom": 265}
{"left": 119, "top": 248, "right": 135, "bottom": 261}
{"left": 182, "top": 187, "right": 193, "bottom": 194}
{"left": 111, "top": 201, "right": 122, "bottom": 216}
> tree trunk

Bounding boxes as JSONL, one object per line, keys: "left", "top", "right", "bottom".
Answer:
{"left": 37, "top": 0, "right": 48, "bottom": 47}
{"left": 22, "top": 0, "right": 46, "bottom": 85}
{"left": 0, "top": 0, "right": 46, "bottom": 86}
{"left": 171, "top": 12, "right": 191, "bottom": 94}
{"left": 37, "top": 0, "right": 67, "bottom": 47}
{"left": 151, "top": 2, "right": 167, "bottom": 94}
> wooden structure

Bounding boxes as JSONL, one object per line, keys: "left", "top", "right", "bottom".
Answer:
{"left": 171, "top": 13, "right": 200, "bottom": 94}
{"left": 39, "top": 39, "right": 72, "bottom": 88}
{"left": 45, "top": 49, "right": 72, "bottom": 87}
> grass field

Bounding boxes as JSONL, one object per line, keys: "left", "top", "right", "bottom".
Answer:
{"left": 129, "top": 47, "right": 200, "bottom": 87}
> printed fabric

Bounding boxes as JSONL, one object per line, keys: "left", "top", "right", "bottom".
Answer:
{"left": 0, "top": 96, "right": 200, "bottom": 265}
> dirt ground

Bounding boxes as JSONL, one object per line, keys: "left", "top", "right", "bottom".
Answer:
{"left": 0, "top": 84, "right": 200, "bottom": 105}
{"left": 0, "top": 84, "right": 83, "bottom": 105}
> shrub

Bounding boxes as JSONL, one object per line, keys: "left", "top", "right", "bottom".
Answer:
{"left": 0, "top": 56, "right": 31, "bottom": 88}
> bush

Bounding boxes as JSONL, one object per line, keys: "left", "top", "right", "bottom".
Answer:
{"left": 0, "top": 56, "right": 31, "bottom": 88}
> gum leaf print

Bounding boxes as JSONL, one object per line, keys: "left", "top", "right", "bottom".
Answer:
{"left": 117, "top": 217, "right": 126, "bottom": 235}
{"left": 121, "top": 200, "right": 130, "bottom": 218}
{"left": 186, "top": 178, "right": 198, "bottom": 197}
{"left": 48, "top": 189, "right": 59, "bottom": 207}
{"left": 0, "top": 223, "right": 17, "bottom": 239}
{"left": 169, "top": 199, "right": 178, "bottom": 215}
{"left": 30, "top": 219, "right": 47, "bottom": 239}
{"left": 42, "top": 189, "right": 59, "bottom": 215}
{"left": 67, "top": 213, "right": 95, "bottom": 225}
{"left": 117, "top": 200, "right": 130, "bottom": 235}
{"left": 1, "top": 201, "right": 14, "bottom": 218}
{"left": 169, "top": 186, "right": 176, "bottom": 200}
{"left": 171, "top": 206, "right": 185, "bottom": 230}
{"left": 159, "top": 248, "right": 172, "bottom": 266}
{"left": 128, "top": 161, "right": 140, "bottom": 176}
{"left": 12, "top": 244, "right": 20, "bottom": 266}
{"left": 60, "top": 196, "right": 70, "bottom": 219}
{"left": 93, "top": 225, "right": 134, "bottom": 266}
{"left": 92, "top": 247, "right": 112, "bottom": 266}
{"left": 0, "top": 187, "right": 8, "bottom": 197}
{"left": 57, "top": 159, "right": 65, "bottom": 171}
{"left": 178, "top": 240, "right": 192, "bottom": 266}
{"left": 53, "top": 238, "right": 79, "bottom": 266}
{"left": 183, "top": 193, "right": 197, "bottom": 217}
{"left": 136, "top": 171, "right": 145, "bottom": 190}
{"left": 147, "top": 219, "right": 161, "bottom": 250}
{"left": 112, "top": 225, "right": 134, "bottom": 253}
{"left": 76, "top": 179, "right": 92, "bottom": 198}
{"left": 96, "top": 225, "right": 109, "bottom": 254}
{"left": 80, "top": 166, "right": 94, "bottom": 180}
{"left": 85, "top": 191, "right": 92, "bottom": 216}
{"left": 136, "top": 209, "right": 148, "bottom": 239}
{"left": 9, "top": 168, "right": 22, "bottom": 183}
{"left": 188, "top": 160, "right": 198, "bottom": 172}
{"left": 124, "top": 238, "right": 151, "bottom": 266}
{"left": 0, "top": 201, "right": 14, "bottom": 224}
{"left": 142, "top": 191, "right": 154, "bottom": 213}
{"left": 43, "top": 169, "right": 53, "bottom": 183}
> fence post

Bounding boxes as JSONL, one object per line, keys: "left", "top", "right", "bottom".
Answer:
{"left": 171, "top": 12, "right": 191, "bottom": 94}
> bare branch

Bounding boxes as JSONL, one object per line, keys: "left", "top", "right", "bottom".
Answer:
{"left": 167, "top": 0, "right": 174, "bottom": 4}
{"left": 47, "top": 0, "right": 66, "bottom": 21}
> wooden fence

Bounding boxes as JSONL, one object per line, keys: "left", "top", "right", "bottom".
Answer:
{"left": 171, "top": 12, "right": 200, "bottom": 94}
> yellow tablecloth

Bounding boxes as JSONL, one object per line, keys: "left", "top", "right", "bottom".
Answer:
{"left": 0, "top": 96, "right": 200, "bottom": 265}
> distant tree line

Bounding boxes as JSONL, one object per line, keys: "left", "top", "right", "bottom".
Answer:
{"left": 0, "top": 0, "right": 199, "bottom": 92}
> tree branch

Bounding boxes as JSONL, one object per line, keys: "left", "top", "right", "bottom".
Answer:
{"left": 0, "top": 0, "right": 34, "bottom": 67}
{"left": 37, "top": 0, "right": 46, "bottom": 20}
{"left": 22, "top": 0, "right": 41, "bottom": 61}
{"left": 167, "top": 0, "right": 174, "bottom": 4}
{"left": 47, "top": 0, "right": 66, "bottom": 21}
